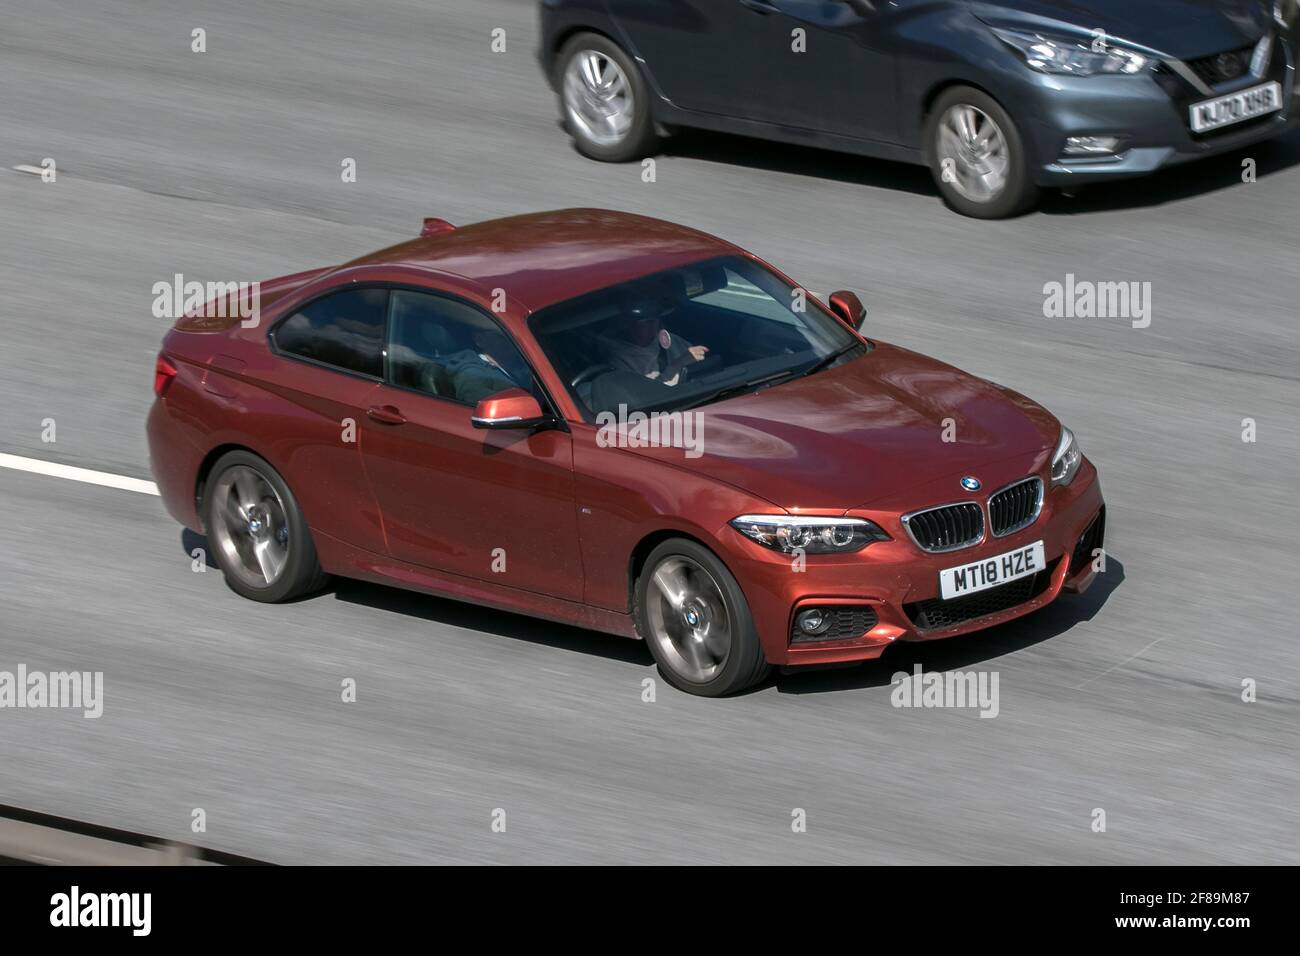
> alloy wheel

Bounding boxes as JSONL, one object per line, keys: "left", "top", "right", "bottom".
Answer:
{"left": 937, "top": 104, "right": 1010, "bottom": 203}
{"left": 563, "top": 49, "right": 634, "bottom": 148}
{"left": 644, "top": 555, "right": 733, "bottom": 683}
{"left": 210, "top": 464, "right": 291, "bottom": 589}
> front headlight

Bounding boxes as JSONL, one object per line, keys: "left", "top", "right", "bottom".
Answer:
{"left": 730, "top": 515, "right": 890, "bottom": 554}
{"left": 1050, "top": 427, "right": 1083, "bottom": 486}
{"left": 1277, "top": 0, "right": 1298, "bottom": 28}
{"left": 993, "top": 28, "right": 1151, "bottom": 75}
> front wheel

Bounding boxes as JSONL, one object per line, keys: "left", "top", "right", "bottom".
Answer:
{"left": 203, "top": 450, "right": 328, "bottom": 603}
{"left": 557, "top": 33, "right": 658, "bottom": 162}
{"left": 926, "top": 86, "right": 1040, "bottom": 219}
{"left": 634, "top": 539, "right": 770, "bottom": 697}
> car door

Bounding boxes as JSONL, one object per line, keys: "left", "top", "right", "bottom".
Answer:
{"left": 609, "top": 0, "right": 776, "bottom": 119}
{"left": 741, "top": 0, "right": 899, "bottom": 140}
{"left": 613, "top": 0, "right": 897, "bottom": 140}
{"left": 263, "top": 286, "right": 389, "bottom": 554}
{"left": 360, "top": 288, "right": 584, "bottom": 601}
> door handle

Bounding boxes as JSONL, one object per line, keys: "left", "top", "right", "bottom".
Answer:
{"left": 739, "top": 0, "right": 779, "bottom": 13}
{"left": 366, "top": 404, "right": 406, "bottom": 425}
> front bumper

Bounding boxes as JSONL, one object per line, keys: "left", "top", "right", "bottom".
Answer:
{"left": 1016, "top": 34, "right": 1300, "bottom": 185}
{"left": 729, "top": 458, "right": 1105, "bottom": 668}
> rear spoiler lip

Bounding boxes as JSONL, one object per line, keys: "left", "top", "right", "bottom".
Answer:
{"left": 420, "top": 217, "right": 456, "bottom": 237}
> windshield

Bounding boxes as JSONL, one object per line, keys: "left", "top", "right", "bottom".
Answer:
{"left": 528, "top": 255, "right": 866, "bottom": 421}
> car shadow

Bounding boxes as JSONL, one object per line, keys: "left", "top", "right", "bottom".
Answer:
{"left": 182, "top": 529, "right": 220, "bottom": 569}
{"left": 649, "top": 124, "right": 1300, "bottom": 213}
{"left": 183, "top": 530, "right": 1123, "bottom": 694}
{"left": 181, "top": 529, "right": 651, "bottom": 662}
{"left": 330, "top": 577, "right": 653, "bottom": 665}
{"left": 657, "top": 126, "right": 935, "bottom": 198}
{"left": 772, "top": 558, "right": 1126, "bottom": 696}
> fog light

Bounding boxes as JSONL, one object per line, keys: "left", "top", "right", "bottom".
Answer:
{"left": 796, "top": 608, "right": 831, "bottom": 636}
{"left": 1063, "top": 136, "right": 1122, "bottom": 156}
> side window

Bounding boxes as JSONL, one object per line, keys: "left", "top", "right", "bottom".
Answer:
{"left": 386, "top": 290, "right": 537, "bottom": 406}
{"left": 273, "top": 287, "right": 388, "bottom": 377}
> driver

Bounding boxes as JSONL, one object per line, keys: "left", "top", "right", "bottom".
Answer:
{"left": 602, "top": 291, "right": 707, "bottom": 387}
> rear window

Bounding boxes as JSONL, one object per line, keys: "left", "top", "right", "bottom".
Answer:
{"left": 273, "top": 288, "right": 388, "bottom": 377}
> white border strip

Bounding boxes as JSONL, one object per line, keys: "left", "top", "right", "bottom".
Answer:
{"left": 0, "top": 453, "right": 159, "bottom": 496}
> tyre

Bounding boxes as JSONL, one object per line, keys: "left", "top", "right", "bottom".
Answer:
{"left": 925, "top": 86, "right": 1040, "bottom": 219}
{"left": 634, "top": 538, "right": 771, "bottom": 696}
{"left": 556, "top": 32, "right": 657, "bottom": 162}
{"left": 202, "top": 450, "right": 328, "bottom": 603}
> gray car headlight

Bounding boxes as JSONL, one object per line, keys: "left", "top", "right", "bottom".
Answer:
{"left": 730, "top": 515, "right": 890, "bottom": 554}
{"left": 1050, "top": 427, "right": 1083, "bottom": 486}
{"left": 993, "top": 28, "right": 1151, "bottom": 75}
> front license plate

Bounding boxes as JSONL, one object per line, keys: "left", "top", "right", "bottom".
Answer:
{"left": 939, "top": 541, "right": 1046, "bottom": 600}
{"left": 1189, "top": 81, "right": 1282, "bottom": 133}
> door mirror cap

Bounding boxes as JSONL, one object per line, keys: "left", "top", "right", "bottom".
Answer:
{"left": 828, "top": 290, "right": 867, "bottom": 331}
{"left": 471, "top": 388, "right": 549, "bottom": 429}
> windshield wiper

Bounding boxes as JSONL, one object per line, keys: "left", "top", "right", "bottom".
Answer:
{"left": 799, "top": 342, "right": 861, "bottom": 379}
{"left": 675, "top": 369, "right": 798, "bottom": 411}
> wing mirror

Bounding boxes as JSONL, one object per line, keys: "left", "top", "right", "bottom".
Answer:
{"left": 828, "top": 290, "right": 867, "bottom": 331}
{"left": 471, "top": 388, "right": 551, "bottom": 430}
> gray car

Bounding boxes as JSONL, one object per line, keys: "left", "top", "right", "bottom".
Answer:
{"left": 539, "top": 0, "right": 1300, "bottom": 217}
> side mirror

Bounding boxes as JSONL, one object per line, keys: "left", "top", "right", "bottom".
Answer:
{"left": 471, "top": 388, "right": 550, "bottom": 430}
{"left": 828, "top": 290, "right": 867, "bottom": 331}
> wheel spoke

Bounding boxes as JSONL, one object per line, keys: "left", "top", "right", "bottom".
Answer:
{"left": 232, "top": 471, "right": 262, "bottom": 513}
{"left": 223, "top": 493, "right": 248, "bottom": 529}
{"left": 580, "top": 53, "right": 602, "bottom": 94}
{"left": 652, "top": 566, "right": 686, "bottom": 611}
{"left": 252, "top": 538, "right": 283, "bottom": 583}
{"left": 957, "top": 107, "right": 977, "bottom": 144}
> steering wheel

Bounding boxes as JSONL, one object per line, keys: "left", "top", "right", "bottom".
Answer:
{"left": 571, "top": 363, "right": 615, "bottom": 388}
{"left": 690, "top": 352, "right": 723, "bottom": 377}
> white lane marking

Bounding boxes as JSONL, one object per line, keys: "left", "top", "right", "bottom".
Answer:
{"left": 12, "top": 165, "right": 46, "bottom": 176}
{"left": 0, "top": 453, "right": 159, "bottom": 496}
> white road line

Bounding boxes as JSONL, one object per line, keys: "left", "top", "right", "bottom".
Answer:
{"left": 0, "top": 453, "right": 158, "bottom": 496}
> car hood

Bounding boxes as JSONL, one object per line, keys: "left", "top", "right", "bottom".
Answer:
{"left": 971, "top": 0, "right": 1271, "bottom": 59}
{"left": 615, "top": 343, "right": 1061, "bottom": 513}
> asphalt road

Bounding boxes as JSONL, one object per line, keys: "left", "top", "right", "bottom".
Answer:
{"left": 1, "top": 0, "right": 1298, "bottom": 864}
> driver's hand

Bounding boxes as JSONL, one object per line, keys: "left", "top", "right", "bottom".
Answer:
{"left": 687, "top": 345, "right": 709, "bottom": 362}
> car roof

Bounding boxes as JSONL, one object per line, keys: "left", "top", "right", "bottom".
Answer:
{"left": 340, "top": 209, "right": 738, "bottom": 313}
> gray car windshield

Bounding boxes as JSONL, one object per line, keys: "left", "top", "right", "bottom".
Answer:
{"left": 528, "top": 255, "right": 866, "bottom": 421}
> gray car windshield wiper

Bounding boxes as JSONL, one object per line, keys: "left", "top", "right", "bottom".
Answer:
{"left": 799, "top": 341, "right": 862, "bottom": 379}
{"left": 675, "top": 368, "right": 799, "bottom": 411}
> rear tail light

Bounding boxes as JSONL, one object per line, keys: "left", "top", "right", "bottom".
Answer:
{"left": 154, "top": 354, "right": 179, "bottom": 397}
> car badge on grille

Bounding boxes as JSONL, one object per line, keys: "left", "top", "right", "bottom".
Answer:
{"left": 1214, "top": 52, "right": 1242, "bottom": 78}
{"left": 960, "top": 476, "right": 981, "bottom": 492}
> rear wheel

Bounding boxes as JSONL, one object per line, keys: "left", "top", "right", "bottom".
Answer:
{"left": 203, "top": 450, "right": 327, "bottom": 603}
{"left": 634, "top": 539, "right": 770, "bottom": 696}
{"left": 557, "top": 32, "right": 657, "bottom": 162}
{"left": 926, "top": 86, "right": 1039, "bottom": 219}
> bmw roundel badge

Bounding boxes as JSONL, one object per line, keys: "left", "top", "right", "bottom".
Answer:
{"left": 960, "top": 476, "right": 981, "bottom": 492}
